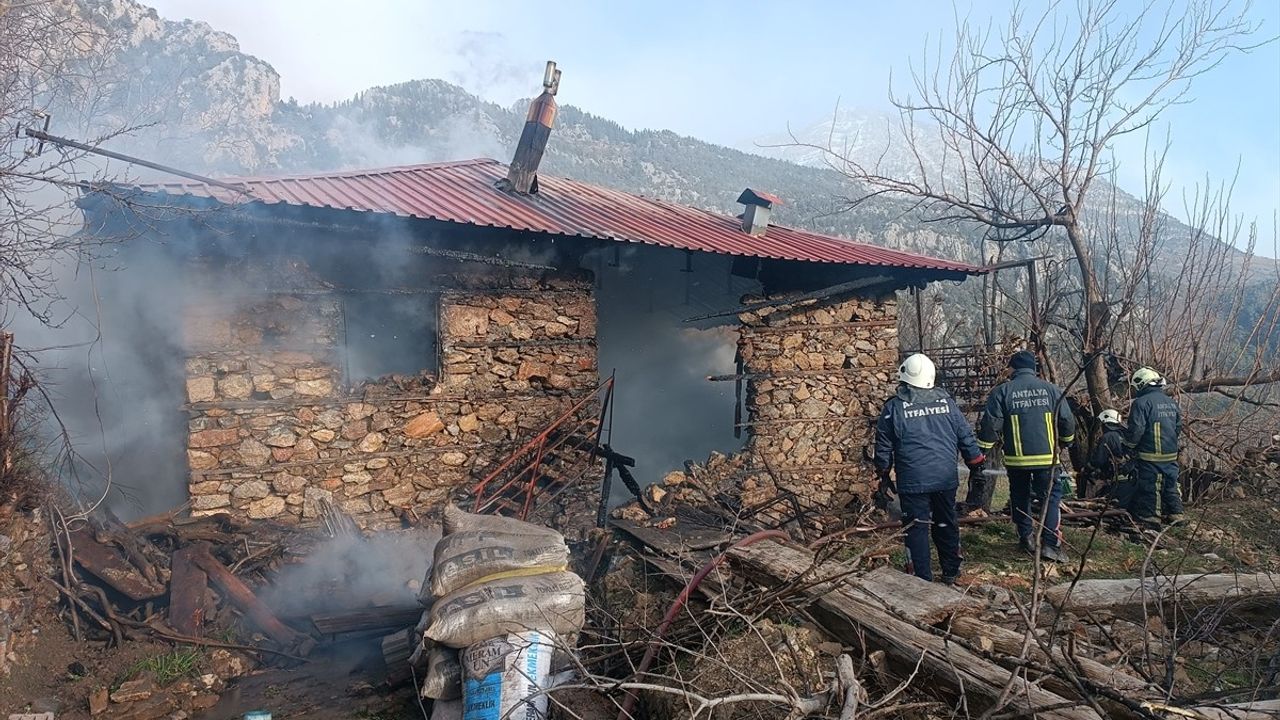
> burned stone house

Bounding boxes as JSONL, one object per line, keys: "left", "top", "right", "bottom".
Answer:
{"left": 76, "top": 156, "right": 979, "bottom": 533}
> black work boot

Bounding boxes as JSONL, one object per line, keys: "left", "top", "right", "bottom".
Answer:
{"left": 1018, "top": 537, "right": 1035, "bottom": 556}
{"left": 1040, "top": 545, "right": 1069, "bottom": 563}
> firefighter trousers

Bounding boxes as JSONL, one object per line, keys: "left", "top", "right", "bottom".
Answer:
{"left": 899, "top": 488, "right": 960, "bottom": 582}
{"left": 1008, "top": 467, "right": 1063, "bottom": 549}
{"left": 1130, "top": 460, "right": 1183, "bottom": 520}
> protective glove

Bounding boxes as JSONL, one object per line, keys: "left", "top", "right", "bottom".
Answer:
{"left": 878, "top": 467, "right": 896, "bottom": 495}
{"left": 966, "top": 453, "right": 987, "bottom": 472}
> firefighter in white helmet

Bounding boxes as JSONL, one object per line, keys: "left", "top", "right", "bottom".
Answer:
{"left": 873, "top": 353, "right": 986, "bottom": 584}
{"left": 1122, "top": 367, "right": 1183, "bottom": 526}
{"left": 1084, "top": 409, "right": 1130, "bottom": 499}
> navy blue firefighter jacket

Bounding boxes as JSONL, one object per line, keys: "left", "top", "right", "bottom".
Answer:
{"left": 1124, "top": 385, "right": 1181, "bottom": 462}
{"left": 874, "top": 384, "right": 986, "bottom": 494}
{"left": 977, "top": 368, "right": 1077, "bottom": 469}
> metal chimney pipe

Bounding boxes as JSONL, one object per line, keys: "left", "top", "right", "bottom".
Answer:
{"left": 506, "top": 61, "right": 560, "bottom": 194}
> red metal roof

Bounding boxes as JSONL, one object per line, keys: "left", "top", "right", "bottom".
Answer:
{"left": 125, "top": 158, "right": 980, "bottom": 275}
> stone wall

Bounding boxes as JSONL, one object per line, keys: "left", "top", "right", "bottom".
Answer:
{"left": 183, "top": 272, "right": 599, "bottom": 530}
{"left": 738, "top": 294, "right": 899, "bottom": 513}
{"left": 0, "top": 506, "right": 55, "bottom": 680}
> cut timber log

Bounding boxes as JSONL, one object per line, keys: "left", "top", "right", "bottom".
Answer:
{"left": 729, "top": 539, "right": 1104, "bottom": 720}
{"left": 69, "top": 528, "right": 165, "bottom": 601}
{"left": 856, "top": 566, "right": 985, "bottom": 624}
{"left": 168, "top": 547, "right": 207, "bottom": 636}
{"left": 189, "top": 543, "right": 301, "bottom": 646}
{"left": 311, "top": 604, "right": 424, "bottom": 635}
{"left": 947, "top": 616, "right": 1155, "bottom": 719}
{"left": 1046, "top": 573, "right": 1280, "bottom": 620}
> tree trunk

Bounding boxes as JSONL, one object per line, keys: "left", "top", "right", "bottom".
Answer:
{"left": 1065, "top": 222, "right": 1113, "bottom": 413}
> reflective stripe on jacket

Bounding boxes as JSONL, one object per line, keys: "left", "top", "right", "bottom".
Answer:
{"left": 874, "top": 385, "right": 985, "bottom": 495}
{"left": 1124, "top": 386, "right": 1180, "bottom": 462}
{"left": 977, "top": 368, "right": 1077, "bottom": 469}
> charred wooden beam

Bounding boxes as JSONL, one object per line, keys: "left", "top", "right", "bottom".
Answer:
{"left": 168, "top": 547, "right": 208, "bottom": 637}
{"left": 685, "top": 275, "right": 896, "bottom": 323}
{"left": 444, "top": 338, "right": 595, "bottom": 349}
{"left": 189, "top": 543, "right": 301, "bottom": 646}
{"left": 707, "top": 366, "right": 895, "bottom": 382}
{"left": 740, "top": 319, "right": 898, "bottom": 333}
{"left": 311, "top": 605, "right": 424, "bottom": 635}
{"left": 68, "top": 528, "right": 166, "bottom": 602}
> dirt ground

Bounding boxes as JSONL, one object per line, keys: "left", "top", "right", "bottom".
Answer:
{"left": 845, "top": 486, "right": 1280, "bottom": 589}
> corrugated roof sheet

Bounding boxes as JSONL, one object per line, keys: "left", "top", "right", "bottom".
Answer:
{"left": 123, "top": 158, "right": 980, "bottom": 275}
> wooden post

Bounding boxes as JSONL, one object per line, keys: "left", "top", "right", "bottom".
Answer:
{"left": 168, "top": 547, "right": 208, "bottom": 636}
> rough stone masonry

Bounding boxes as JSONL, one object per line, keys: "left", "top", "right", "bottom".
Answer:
{"left": 737, "top": 294, "right": 899, "bottom": 514}
{"left": 182, "top": 263, "right": 599, "bottom": 531}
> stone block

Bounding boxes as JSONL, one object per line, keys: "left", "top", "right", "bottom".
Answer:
{"left": 309, "top": 428, "right": 336, "bottom": 443}
{"left": 247, "top": 496, "right": 286, "bottom": 519}
{"left": 295, "top": 379, "right": 333, "bottom": 397}
{"left": 191, "top": 494, "right": 230, "bottom": 511}
{"left": 190, "top": 480, "right": 222, "bottom": 495}
{"left": 403, "top": 412, "right": 444, "bottom": 439}
{"left": 264, "top": 426, "right": 297, "bottom": 448}
{"left": 231, "top": 480, "right": 270, "bottom": 499}
{"left": 440, "top": 451, "right": 468, "bottom": 467}
{"left": 187, "top": 449, "right": 219, "bottom": 470}
{"left": 189, "top": 428, "right": 239, "bottom": 448}
{"left": 516, "top": 360, "right": 551, "bottom": 382}
{"left": 186, "top": 377, "right": 216, "bottom": 403}
{"left": 356, "top": 432, "right": 386, "bottom": 453}
{"left": 237, "top": 438, "right": 271, "bottom": 468}
{"left": 272, "top": 473, "right": 307, "bottom": 494}
{"left": 217, "top": 374, "right": 253, "bottom": 400}
{"left": 441, "top": 305, "right": 490, "bottom": 338}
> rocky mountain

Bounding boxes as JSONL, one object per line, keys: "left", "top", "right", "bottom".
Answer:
{"left": 47, "top": 0, "right": 1276, "bottom": 301}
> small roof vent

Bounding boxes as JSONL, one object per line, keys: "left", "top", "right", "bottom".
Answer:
{"left": 737, "top": 188, "right": 781, "bottom": 236}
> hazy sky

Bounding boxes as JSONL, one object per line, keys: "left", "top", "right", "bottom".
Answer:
{"left": 149, "top": 0, "right": 1279, "bottom": 238}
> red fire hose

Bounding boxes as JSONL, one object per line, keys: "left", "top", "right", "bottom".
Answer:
{"left": 616, "top": 529, "right": 789, "bottom": 719}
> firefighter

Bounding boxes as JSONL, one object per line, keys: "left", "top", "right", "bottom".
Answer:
{"left": 977, "top": 350, "right": 1076, "bottom": 563}
{"left": 1086, "top": 409, "right": 1131, "bottom": 499}
{"left": 1122, "top": 367, "right": 1184, "bottom": 526}
{"left": 874, "top": 353, "right": 986, "bottom": 584}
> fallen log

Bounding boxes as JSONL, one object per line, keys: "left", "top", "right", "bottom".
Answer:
{"left": 168, "top": 547, "right": 207, "bottom": 636}
{"left": 189, "top": 542, "right": 301, "bottom": 646}
{"left": 855, "top": 566, "right": 985, "bottom": 624}
{"left": 946, "top": 616, "right": 1156, "bottom": 718}
{"left": 729, "top": 539, "right": 1105, "bottom": 720}
{"left": 1045, "top": 573, "right": 1280, "bottom": 620}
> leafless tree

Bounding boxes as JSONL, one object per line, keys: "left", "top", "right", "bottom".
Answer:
{"left": 0, "top": 0, "right": 135, "bottom": 325}
{"left": 802, "top": 0, "right": 1270, "bottom": 413}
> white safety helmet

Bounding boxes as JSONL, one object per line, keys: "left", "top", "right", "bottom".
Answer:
{"left": 898, "top": 353, "right": 936, "bottom": 389}
{"left": 1097, "top": 409, "right": 1122, "bottom": 426}
{"left": 1130, "top": 366, "right": 1163, "bottom": 390}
